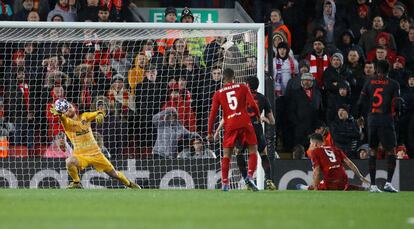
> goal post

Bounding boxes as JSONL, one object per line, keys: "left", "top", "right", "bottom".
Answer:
{"left": 0, "top": 21, "right": 266, "bottom": 189}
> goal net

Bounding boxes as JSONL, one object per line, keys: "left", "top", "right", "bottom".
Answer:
{"left": 0, "top": 22, "right": 264, "bottom": 189}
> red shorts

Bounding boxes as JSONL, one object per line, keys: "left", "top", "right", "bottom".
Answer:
{"left": 317, "top": 181, "right": 346, "bottom": 190}
{"left": 223, "top": 125, "right": 257, "bottom": 148}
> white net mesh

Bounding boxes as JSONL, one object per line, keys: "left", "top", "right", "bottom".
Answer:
{"left": 0, "top": 22, "right": 260, "bottom": 189}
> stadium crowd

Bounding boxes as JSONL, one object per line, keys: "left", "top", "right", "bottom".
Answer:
{"left": 0, "top": 0, "right": 412, "bottom": 160}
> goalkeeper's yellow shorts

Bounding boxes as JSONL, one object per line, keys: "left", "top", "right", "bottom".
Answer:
{"left": 74, "top": 153, "right": 114, "bottom": 172}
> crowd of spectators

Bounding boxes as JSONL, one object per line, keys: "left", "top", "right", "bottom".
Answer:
{"left": 262, "top": 0, "right": 414, "bottom": 159}
{"left": 0, "top": 1, "right": 412, "bottom": 160}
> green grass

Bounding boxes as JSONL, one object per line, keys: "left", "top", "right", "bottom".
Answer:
{"left": 0, "top": 189, "right": 413, "bottom": 229}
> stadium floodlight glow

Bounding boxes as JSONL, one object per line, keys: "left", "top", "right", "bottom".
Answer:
{"left": 0, "top": 21, "right": 265, "bottom": 190}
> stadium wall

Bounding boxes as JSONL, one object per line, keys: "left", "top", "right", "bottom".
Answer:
{"left": 0, "top": 159, "right": 413, "bottom": 190}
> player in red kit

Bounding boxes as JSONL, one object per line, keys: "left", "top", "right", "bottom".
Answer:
{"left": 297, "top": 133, "right": 370, "bottom": 191}
{"left": 207, "top": 68, "right": 261, "bottom": 191}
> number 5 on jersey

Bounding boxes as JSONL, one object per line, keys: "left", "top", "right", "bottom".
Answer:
{"left": 226, "top": 91, "right": 238, "bottom": 110}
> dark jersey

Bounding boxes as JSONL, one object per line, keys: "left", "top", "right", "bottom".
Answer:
{"left": 360, "top": 76, "right": 400, "bottom": 116}
{"left": 247, "top": 91, "right": 272, "bottom": 125}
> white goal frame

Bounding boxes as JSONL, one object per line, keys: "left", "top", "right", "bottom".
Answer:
{"left": 0, "top": 21, "right": 266, "bottom": 189}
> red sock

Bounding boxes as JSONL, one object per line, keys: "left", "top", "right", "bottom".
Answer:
{"left": 247, "top": 153, "right": 258, "bottom": 177}
{"left": 221, "top": 157, "right": 230, "bottom": 185}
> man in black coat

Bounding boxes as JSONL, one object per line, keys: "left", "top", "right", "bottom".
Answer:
{"left": 288, "top": 72, "right": 323, "bottom": 149}
{"left": 330, "top": 104, "right": 361, "bottom": 158}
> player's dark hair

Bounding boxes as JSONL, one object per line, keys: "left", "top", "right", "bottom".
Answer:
{"left": 375, "top": 60, "right": 389, "bottom": 75}
{"left": 223, "top": 68, "right": 235, "bottom": 81}
{"left": 309, "top": 133, "right": 324, "bottom": 143}
{"left": 246, "top": 76, "right": 259, "bottom": 90}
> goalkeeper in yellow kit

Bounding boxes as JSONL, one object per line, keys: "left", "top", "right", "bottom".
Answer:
{"left": 50, "top": 103, "right": 141, "bottom": 189}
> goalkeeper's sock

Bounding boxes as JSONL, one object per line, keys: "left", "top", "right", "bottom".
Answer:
{"left": 116, "top": 171, "right": 131, "bottom": 186}
{"left": 67, "top": 164, "right": 80, "bottom": 183}
{"left": 260, "top": 155, "right": 272, "bottom": 180}
{"left": 236, "top": 154, "right": 247, "bottom": 179}
{"left": 221, "top": 157, "right": 230, "bottom": 185}
{"left": 369, "top": 155, "right": 377, "bottom": 185}
{"left": 387, "top": 154, "right": 396, "bottom": 183}
{"left": 247, "top": 152, "right": 258, "bottom": 178}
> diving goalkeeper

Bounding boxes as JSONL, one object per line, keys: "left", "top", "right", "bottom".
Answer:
{"left": 50, "top": 103, "right": 141, "bottom": 189}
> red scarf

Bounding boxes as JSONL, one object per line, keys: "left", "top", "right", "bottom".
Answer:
{"left": 304, "top": 88, "right": 313, "bottom": 101}
{"left": 309, "top": 54, "right": 329, "bottom": 88}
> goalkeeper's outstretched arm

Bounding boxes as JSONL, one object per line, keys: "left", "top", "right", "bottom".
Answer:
{"left": 83, "top": 110, "right": 106, "bottom": 124}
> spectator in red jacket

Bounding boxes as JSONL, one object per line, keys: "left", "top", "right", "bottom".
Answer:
{"left": 162, "top": 82, "right": 197, "bottom": 132}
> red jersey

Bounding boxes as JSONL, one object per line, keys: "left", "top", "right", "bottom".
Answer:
{"left": 208, "top": 82, "right": 260, "bottom": 135}
{"left": 311, "top": 146, "right": 348, "bottom": 185}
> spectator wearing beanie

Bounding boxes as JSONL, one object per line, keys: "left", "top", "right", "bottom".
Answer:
{"left": 349, "top": 3, "right": 372, "bottom": 42}
{"left": 305, "top": 38, "right": 330, "bottom": 88}
{"left": 389, "top": 56, "right": 410, "bottom": 89}
{"left": 337, "top": 29, "right": 365, "bottom": 61}
{"left": 155, "top": 7, "right": 177, "bottom": 55}
{"left": 164, "top": 6, "right": 177, "bottom": 23}
{"left": 180, "top": 7, "right": 194, "bottom": 23}
{"left": 288, "top": 72, "right": 323, "bottom": 149}
{"left": 323, "top": 52, "right": 353, "bottom": 120}
{"left": 273, "top": 41, "right": 298, "bottom": 151}
{"left": 273, "top": 41, "right": 298, "bottom": 97}
{"left": 387, "top": 1, "right": 407, "bottom": 36}
{"left": 330, "top": 104, "right": 360, "bottom": 158}
{"left": 366, "top": 32, "right": 397, "bottom": 64}
{"left": 327, "top": 80, "right": 353, "bottom": 123}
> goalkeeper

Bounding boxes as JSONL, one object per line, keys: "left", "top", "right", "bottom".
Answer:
{"left": 50, "top": 102, "right": 141, "bottom": 189}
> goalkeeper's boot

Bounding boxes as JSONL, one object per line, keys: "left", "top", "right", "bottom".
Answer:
{"left": 67, "top": 181, "right": 83, "bottom": 189}
{"left": 265, "top": 179, "right": 277, "bottom": 190}
{"left": 369, "top": 185, "right": 382, "bottom": 193}
{"left": 222, "top": 183, "right": 230, "bottom": 192}
{"left": 128, "top": 180, "right": 141, "bottom": 189}
{"left": 383, "top": 182, "right": 398, "bottom": 193}
{"left": 245, "top": 176, "right": 259, "bottom": 192}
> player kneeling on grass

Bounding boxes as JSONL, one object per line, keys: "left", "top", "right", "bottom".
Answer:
{"left": 50, "top": 101, "right": 141, "bottom": 189}
{"left": 297, "top": 133, "right": 370, "bottom": 191}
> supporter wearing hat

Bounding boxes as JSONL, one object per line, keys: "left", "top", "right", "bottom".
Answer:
{"left": 165, "top": 7, "right": 177, "bottom": 23}
{"left": 390, "top": 55, "right": 410, "bottom": 89}
{"left": 180, "top": 7, "right": 194, "bottom": 23}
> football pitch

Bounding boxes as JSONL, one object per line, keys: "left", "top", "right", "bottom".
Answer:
{"left": 1, "top": 189, "right": 413, "bottom": 229}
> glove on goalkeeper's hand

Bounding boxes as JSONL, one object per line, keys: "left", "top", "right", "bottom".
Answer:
{"left": 50, "top": 107, "right": 61, "bottom": 116}
{"left": 96, "top": 113, "right": 104, "bottom": 125}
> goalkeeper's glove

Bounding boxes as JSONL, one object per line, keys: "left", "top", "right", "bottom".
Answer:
{"left": 50, "top": 107, "right": 61, "bottom": 116}
{"left": 96, "top": 110, "right": 106, "bottom": 125}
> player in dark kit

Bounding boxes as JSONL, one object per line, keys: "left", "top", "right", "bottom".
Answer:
{"left": 358, "top": 60, "right": 400, "bottom": 193}
{"left": 208, "top": 68, "right": 261, "bottom": 191}
{"left": 297, "top": 133, "right": 370, "bottom": 191}
{"left": 237, "top": 76, "right": 277, "bottom": 190}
